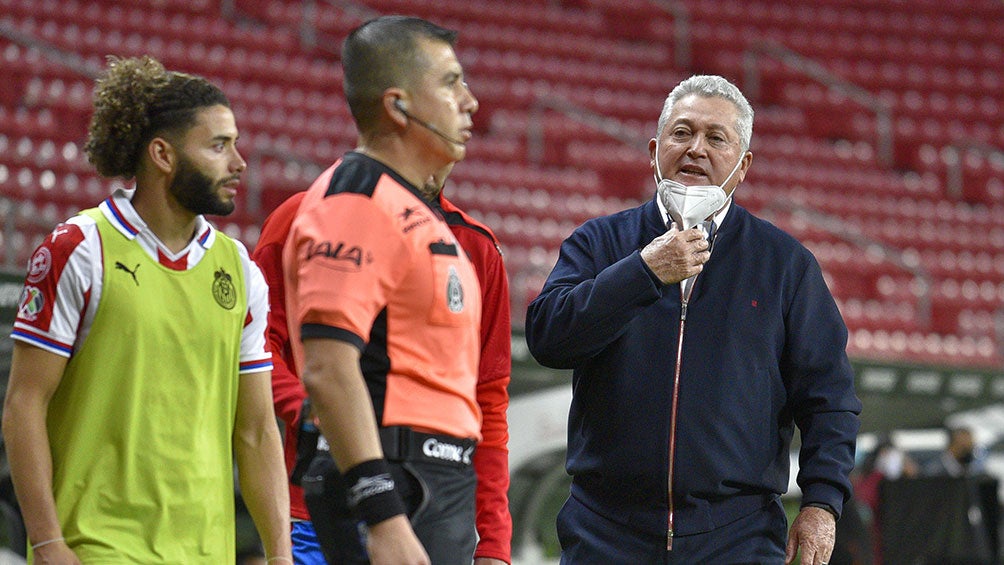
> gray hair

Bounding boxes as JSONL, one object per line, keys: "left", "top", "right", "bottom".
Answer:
{"left": 656, "top": 75, "right": 754, "bottom": 152}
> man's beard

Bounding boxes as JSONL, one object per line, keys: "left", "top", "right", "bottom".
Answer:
{"left": 170, "top": 156, "right": 235, "bottom": 216}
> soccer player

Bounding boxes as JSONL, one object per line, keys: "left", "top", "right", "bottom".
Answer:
{"left": 2, "top": 56, "right": 292, "bottom": 563}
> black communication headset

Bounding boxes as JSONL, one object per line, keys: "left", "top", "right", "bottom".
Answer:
{"left": 392, "top": 97, "right": 465, "bottom": 146}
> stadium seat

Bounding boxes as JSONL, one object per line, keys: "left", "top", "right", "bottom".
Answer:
{"left": 1, "top": 0, "right": 1002, "bottom": 367}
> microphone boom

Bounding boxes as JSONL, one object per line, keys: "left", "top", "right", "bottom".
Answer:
{"left": 398, "top": 106, "right": 466, "bottom": 146}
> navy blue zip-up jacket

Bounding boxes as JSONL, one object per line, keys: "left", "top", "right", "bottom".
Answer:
{"left": 526, "top": 197, "right": 861, "bottom": 537}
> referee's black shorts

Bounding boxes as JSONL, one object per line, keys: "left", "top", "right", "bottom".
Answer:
{"left": 302, "top": 427, "right": 477, "bottom": 565}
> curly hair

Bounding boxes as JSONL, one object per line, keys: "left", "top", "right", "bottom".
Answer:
{"left": 83, "top": 56, "right": 230, "bottom": 179}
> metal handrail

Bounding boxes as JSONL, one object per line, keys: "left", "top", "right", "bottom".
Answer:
{"left": 526, "top": 95, "right": 647, "bottom": 164}
{"left": 299, "top": 0, "right": 379, "bottom": 55}
{"left": 224, "top": 0, "right": 376, "bottom": 57}
{"left": 0, "top": 22, "right": 102, "bottom": 79}
{"left": 997, "top": 308, "right": 1004, "bottom": 364}
{"left": 0, "top": 197, "right": 66, "bottom": 270}
{"left": 940, "top": 142, "right": 1004, "bottom": 200}
{"left": 650, "top": 0, "right": 691, "bottom": 70}
{"left": 243, "top": 147, "right": 326, "bottom": 217}
{"left": 0, "top": 198, "right": 17, "bottom": 271}
{"left": 0, "top": 25, "right": 101, "bottom": 269}
{"left": 743, "top": 40, "right": 894, "bottom": 168}
{"left": 762, "top": 198, "right": 933, "bottom": 328}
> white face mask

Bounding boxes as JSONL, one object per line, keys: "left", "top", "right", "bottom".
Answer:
{"left": 653, "top": 138, "right": 744, "bottom": 230}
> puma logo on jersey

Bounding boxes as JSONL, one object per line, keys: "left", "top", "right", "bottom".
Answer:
{"left": 115, "top": 262, "right": 140, "bottom": 286}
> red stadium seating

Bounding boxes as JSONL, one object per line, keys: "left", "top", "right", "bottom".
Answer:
{"left": 0, "top": 0, "right": 1001, "bottom": 368}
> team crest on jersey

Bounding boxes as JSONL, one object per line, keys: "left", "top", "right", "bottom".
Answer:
{"left": 17, "top": 286, "right": 44, "bottom": 321}
{"left": 26, "top": 247, "right": 52, "bottom": 284}
{"left": 446, "top": 265, "right": 464, "bottom": 313}
{"left": 212, "top": 268, "right": 237, "bottom": 310}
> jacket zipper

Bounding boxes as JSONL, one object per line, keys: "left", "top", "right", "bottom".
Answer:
{"left": 667, "top": 225, "right": 715, "bottom": 550}
{"left": 667, "top": 293, "right": 690, "bottom": 550}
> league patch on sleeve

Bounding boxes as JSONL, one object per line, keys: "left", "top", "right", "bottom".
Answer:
{"left": 16, "top": 286, "right": 44, "bottom": 322}
{"left": 17, "top": 222, "right": 87, "bottom": 331}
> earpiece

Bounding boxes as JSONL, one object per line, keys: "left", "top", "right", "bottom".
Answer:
{"left": 391, "top": 97, "right": 466, "bottom": 146}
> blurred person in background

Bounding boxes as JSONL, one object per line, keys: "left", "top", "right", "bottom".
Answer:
{"left": 854, "top": 436, "right": 920, "bottom": 510}
{"left": 415, "top": 163, "right": 513, "bottom": 565}
{"left": 1, "top": 56, "right": 291, "bottom": 564}
{"left": 923, "top": 426, "right": 982, "bottom": 477}
{"left": 252, "top": 161, "right": 512, "bottom": 565}
{"left": 851, "top": 436, "right": 919, "bottom": 565}
{"left": 525, "top": 74, "right": 861, "bottom": 565}
{"left": 281, "top": 16, "right": 491, "bottom": 565}
{"left": 254, "top": 187, "right": 330, "bottom": 565}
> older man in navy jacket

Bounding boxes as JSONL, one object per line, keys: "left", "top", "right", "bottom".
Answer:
{"left": 526, "top": 75, "right": 861, "bottom": 565}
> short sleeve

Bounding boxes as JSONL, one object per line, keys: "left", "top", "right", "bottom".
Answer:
{"left": 288, "top": 192, "right": 409, "bottom": 343}
{"left": 12, "top": 217, "right": 97, "bottom": 357}
{"left": 236, "top": 240, "right": 274, "bottom": 373}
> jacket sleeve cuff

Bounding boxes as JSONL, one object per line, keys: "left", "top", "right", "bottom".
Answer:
{"left": 634, "top": 250, "right": 666, "bottom": 288}
{"left": 473, "top": 445, "right": 512, "bottom": 563}
{"left": 799, "top": 483, "right": 847, "bottom": 520}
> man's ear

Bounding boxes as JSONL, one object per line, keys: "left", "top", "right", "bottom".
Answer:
{"left": 383, "top": 89, "right": 409, "bottom": 128}
{"left": 148, "top": 137, "right": 176, "bottom": 174}
{"left": 736, "top": 150, "right": 753, "bottom": 184}
{"left": 726, "top": 151, "right": 754, "bottom": 199}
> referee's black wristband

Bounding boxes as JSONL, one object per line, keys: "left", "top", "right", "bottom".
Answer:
{"left": 343, "top": 459, "right": 407, "bottom": 526}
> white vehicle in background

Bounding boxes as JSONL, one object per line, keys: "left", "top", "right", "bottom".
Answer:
{"left": 507, "top": 385, "right": 570, "bottom": 565}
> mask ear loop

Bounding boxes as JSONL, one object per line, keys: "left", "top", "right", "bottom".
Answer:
{"left": 652, "top": 138, "right": 666, "bottom": 182}
{"left": 718, "top": 155, "right": 745, "bottom": 191}
{"left": 654, "top": 137, "right": 745, "bottom": 189}
{"left": 653, "top": 137, "right": 682, "bottom": 230}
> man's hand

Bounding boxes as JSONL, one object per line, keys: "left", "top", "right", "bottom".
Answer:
{"left": 640, "top": 224, "right": 710, "bottom": 284}
{"left": 785, "top": 506, "right": 835, "bottom": 565}
{"left": 367, "top": 515, "right": 430, "bottom": 565}
{"left": 32, "top": 539, "right": 82, "bottom": 565}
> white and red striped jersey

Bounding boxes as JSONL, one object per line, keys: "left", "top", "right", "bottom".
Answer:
{"left": 12, "top": 188, "right": 273, "bottom": 374}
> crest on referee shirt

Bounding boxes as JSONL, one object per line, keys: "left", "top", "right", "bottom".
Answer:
{"left": 212, "top": 267, "right": 237, "bottom": 310}
{"left": 446, "top": 265, "right": 464, "bottom": 313}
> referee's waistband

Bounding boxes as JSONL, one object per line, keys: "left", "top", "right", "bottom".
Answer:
{"left": 379, "top": 426, "right": 476, "bottom": 468}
